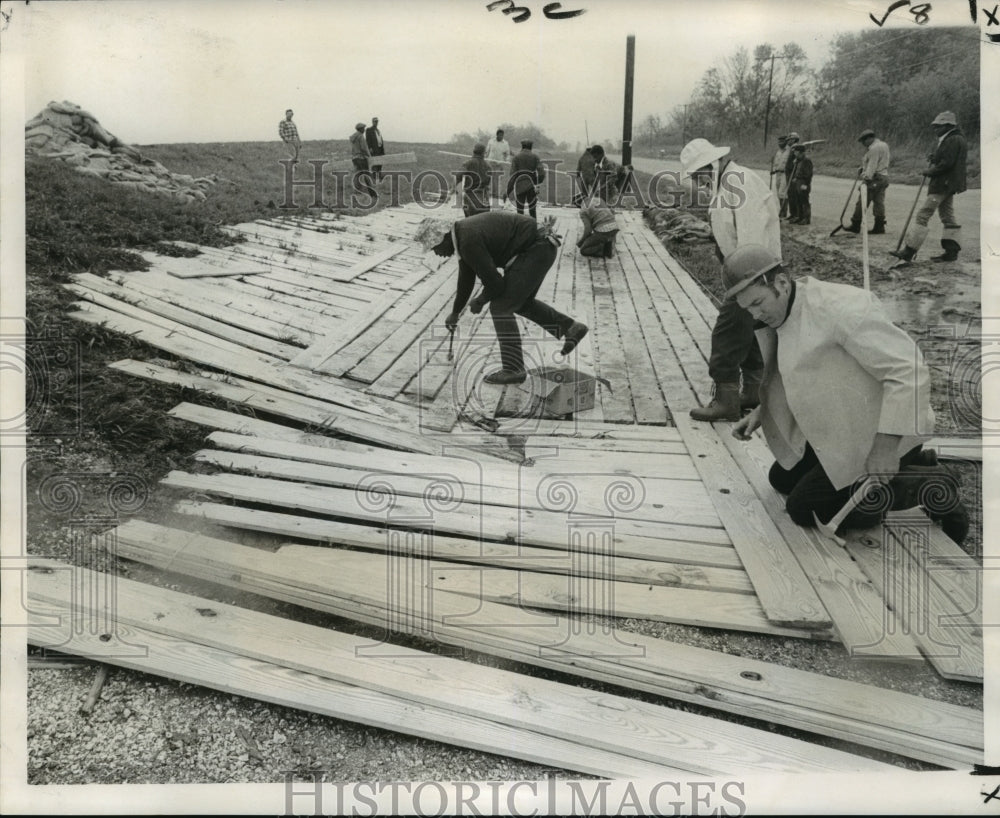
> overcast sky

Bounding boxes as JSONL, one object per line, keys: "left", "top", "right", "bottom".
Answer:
{"left": 9, "top": 0, "right": 980, "bottom": 147}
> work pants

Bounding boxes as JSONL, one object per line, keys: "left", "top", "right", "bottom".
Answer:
{"left": 707, "top": 298, "right": 763, "bottom": 385}
{"left": 352, "top": 158, "right": 377, "bottom": 203}
{"left": 513, "top": 187, "right": 538, "bottom": 220}
{"left": 769, "top": 444, "right": 926, "bottom": 531}
{"left": 851, "top": 176, "right": 889, "bottom": 227}
{"left": 489, "top": 241, "right": 574, "bottom": 372}
{"left": 905, "top": 192, "right": 961, "bottom": 251}
{"left": 578, "top": 229, "right": 619, "bottom": 258}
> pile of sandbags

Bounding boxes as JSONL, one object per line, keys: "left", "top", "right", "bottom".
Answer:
{"left": 643, "top": 207, "right": 714, "bottom": 243}
{"left": 25, "top": 101, "right": 217, "bottom": 205}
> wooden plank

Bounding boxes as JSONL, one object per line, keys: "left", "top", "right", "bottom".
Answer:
{"left": 361, "top": 280, "right": 457, "bottom": 393}
{"left": 318, "top": 265, "right": 449, "bottom": 376}
{"left": 189, "top": 506, "right": 751, "bottom": 593}
{"left": 30, "top": 570, "right": 877, "bottom": 776}
{"left": 66, "top": 282, "right": 302, "bottom": 358}
{"left": 337, "top": 243, "right": 409, "bottom": 280}
{"left": 94, "top": 271, "right": 325, "bottom": 342}
{"left": 845, "top": 512, "right": 983, "bottom": 682}
{"left": 925, "top": 437, "right": 983, "bottom": 461}
{"left": 70, "top": 303, "right": 417, "bottom": 425}
{"left": 719, "top": 430, "right": 926, "bottom": 661}
{"left": 110, "top": 267, "right": 362, "bottom": 331}
{"left": 112, "top": 522, "right": 981, "bottom": 768}
{"left": 26, "top": 597, "right": 676, "bottom": 779}
{"left": 587, "top": 256, "right": 635, "bottom": 422}
{"left": 196, "top": 447, "right": 724, "bottom": 531}
{"left": 600, "top": 239, "right": 668, "bottom": 425}
{"left": 109, "top": 520, "right": 983, "bottom": 768}
{"left": 277, "top": 545, "right": 808, "bottom": 636}
{"left": 673, "top": 414, "right": 830, "bottom": 629}
{"left": 162, "top": 471, "right": 740, "bottom": 562}
{"left": 289, "top": 301, "right": 400, "bottom": 371}
{"left": 143, "top": 254, "right": 270, "bottom": 279}
{"left": 110, "top": 360, "right": 451, "bottom": 457}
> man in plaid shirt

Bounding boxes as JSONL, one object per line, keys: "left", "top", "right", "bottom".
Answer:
{"left": 278, "top": 109, "right": 301, "bottom": 161}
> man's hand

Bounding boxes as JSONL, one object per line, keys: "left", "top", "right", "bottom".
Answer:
{"left": 864, "top": 433, "right": 902, "bottom": 484}
{"left": 800, "top": 183, "right": 809, "bottom": 192}
{"left": 445, "top": 312, "right": 459, "bottom": 332}
{"left": 732, "top": 407, "right": 761, "bottom": 441}
{"left": 469, "top": 296, "right": 485, "bottom": 315}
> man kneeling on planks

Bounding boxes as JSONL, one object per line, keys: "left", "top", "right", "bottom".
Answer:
{"left": 416, "top": 213, "right": 588, "bottom": 385}
{"left": 727, "top": 244, "right": 969, "bottom": 543}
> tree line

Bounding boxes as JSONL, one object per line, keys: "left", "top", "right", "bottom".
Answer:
{"left": 638, "top": 27, "right": 980, "bottom": 153}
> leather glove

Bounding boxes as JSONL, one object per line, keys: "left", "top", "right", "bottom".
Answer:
{"left": 445, "top": 312, "right": 459, "bottom": 332}
{"left": 469, "top": 296, "right": 485, "bottom": 315}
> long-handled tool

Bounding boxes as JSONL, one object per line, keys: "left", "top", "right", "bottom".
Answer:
{"left": 812, "top": 478, "right": 878, "bottom": 547}
{"left": 860, "top": 183, "right": 871, "bottom": 290}
{"left": 895, "top": 176, "right": 926, "bottom": 254}
{"left": 829, "top": 175, "right": 861, "bottom": 237}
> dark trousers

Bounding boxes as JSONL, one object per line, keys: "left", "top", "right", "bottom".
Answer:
{"left": 514, "top": 187, "right": 538, "bottom": 220}
{"left": 578, "top": 229, "right": 618, "bottom": 258}
{"left": 490, "top": 241, "right": 573, "bottom": 371}
{"left": 707, "top": 298, "right": 763, "bottom": 384}
{"left": 769, "top": 443, "right": 924, "bottom": 531}
{"left": 352, "top": 158, "right": 377, "bottom": 201}
{"left": 463, "top": 188, "right": 490, "bottom": 218}
{"left": 371, "top": 150, "right": 384, "bottom": 181}
{"left": 786, "top": 185, "right": 800, "bottom": 220}
{"left": 851, "top": 177, "right": 888, "bottom": 227}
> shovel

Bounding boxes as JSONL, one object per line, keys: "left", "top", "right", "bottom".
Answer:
{"left": 812, "top": 478, "right": 878, "bottom": 548}
{"left": 829, "top": 175, "right": 861, "bottom": 237}
{"left": 860, "top": 183, "right": 870, "bottom": 290}
{"left": 895, "top": 176, "right": 926, "bottom": 254}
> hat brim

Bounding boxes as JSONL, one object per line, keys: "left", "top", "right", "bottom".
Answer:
{"left": 682, "top": 146, "right": 731, "bottom": 176}
{"left": 724, "top": 259, "right": 782, "bottom": 300}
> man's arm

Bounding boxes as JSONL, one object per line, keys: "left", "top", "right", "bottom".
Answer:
{"left": 452, "top": 261, "right": 477, "bottom": 316}
{"left": 454, "top": 235, "right": 506, "bottom": 302}
{"left": 924, "top": 136, "right": 959, "bottom": 177}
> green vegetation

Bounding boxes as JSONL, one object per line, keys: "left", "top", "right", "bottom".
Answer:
{"left": 632, "top": 27, "right": 980, "bottom": 186}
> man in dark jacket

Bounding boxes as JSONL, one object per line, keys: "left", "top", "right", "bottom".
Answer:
{"left": 506, "top": 139, "right": 546, "bottom": 220}
{"left": 890, "top": 111, "right": 968, "bottom": 264}
{"left": 457, "top": 143, "right": 492, "bottom": 218}
{"left": 419, "top": 213, "right": 588, "bottom": 384}
{"left": 589, "top": 145, "right": 630, "bottom": 205}
{"left": 782, "top": 132, "right": 801, "bottom": 220}
{"left": 786, "top": 143, "right": 813, "bottom": 225}
{"left": 365, "top": 117, "right": 385, "bottom": 181}
{"left": 573, "top": 146, "right": 596, "bottom": 205}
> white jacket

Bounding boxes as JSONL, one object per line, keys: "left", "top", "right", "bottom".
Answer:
{"left": 709, "top": 160, "right": 782, "bottom": 261}
{"left": 757, "top": 277, "right": 934, "bottom": 489}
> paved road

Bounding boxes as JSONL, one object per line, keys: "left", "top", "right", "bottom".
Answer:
{"left": 615, "top": 154, "right": 981, "bottom": 262}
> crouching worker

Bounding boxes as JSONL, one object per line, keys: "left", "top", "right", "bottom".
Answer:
{"left": 416, "top": 213, "right": 588, "bottom": 385}
{"left": 728, "top": 245, "right": 968, "bottom": 542}
{"left": 576, "top": 195, "right": 620, "bottom": 258}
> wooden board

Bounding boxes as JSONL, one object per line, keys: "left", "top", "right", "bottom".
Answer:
{"left": 162, "top": 470, "right": 741, "bottom": 563}
{"left": 673, "top": 414, "right": 830, "bottom": 629}
{"left": 109, "top": 521, "right": 982, "bottom": 768}
{"left": 186, "top": 503, "right": 753, "bottom": 593}
{"left": 196, "top": 444, "right": 722, "bottom": 529}
{"left": 26, "top": 595, "right": 678, "bottom": 779}
{"left": 719, "top": 430, "right": 925, "bottom": 661}
{"left": 845, "top": 512, "right": 983, "bottom": 682}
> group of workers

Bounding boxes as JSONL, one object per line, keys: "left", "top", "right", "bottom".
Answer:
{"left": 417, "top": 109, "right": 969, "bottom": 544}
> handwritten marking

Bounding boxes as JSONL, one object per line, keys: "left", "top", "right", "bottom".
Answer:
{"left": 870, "top": 0, "right": 910, "bottom": 26}
{"left": 982, "top": 784, "right": 1000, "bottom": 804}
{"left": 486, "top": 0, "right": 531, "bottom": 22}
{"left": 984, "top": 3, "right": 999, "bottom": 24}
{"left": 543, "top": 2, "right": 586, "bottom": 18}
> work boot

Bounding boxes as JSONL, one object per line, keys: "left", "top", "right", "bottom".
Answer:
{"left": 931, "top": 239, "right": 960, "bottom": 262}
{"left": 889, "top": 464, "right": 969, "bottom": 544}
{"left": 690, "top": 383, "right": 741, "bottom": 422}
{"left": 740, "top": 369, "right": 763, "bottom": 410}
{"left": 483, "top": 369, "right": 527, "bottom": 385}
{"left": 799, "top": 204, "right": 811, "bottom": 225}
{"left": 869, "top": 221, "right": 886, "bottom": 235}
{"left": 888, "top": 245, "right": 917, "bottom": 264}
{"left": 846, "top": 220, "right": 861, "bottom": 234}
{"left": 560, "top": 321, "right": 589, "bottom": 355}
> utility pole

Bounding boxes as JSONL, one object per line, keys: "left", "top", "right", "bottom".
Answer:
{"left": 681, "top": 103, "right": 689, "bottom": 145}
{"left": 622, "top": 35, "right": 635, "bottom": 166}
{"left": 759, "top": 52, "right": 787, "bottom": 149}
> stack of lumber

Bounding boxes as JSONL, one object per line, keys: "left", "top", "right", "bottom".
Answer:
{"left": 84, "top": 526, "right": 983, "bottom": 770}
{"left": 31, "top": 560, "right": 949, "bottom": 776}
